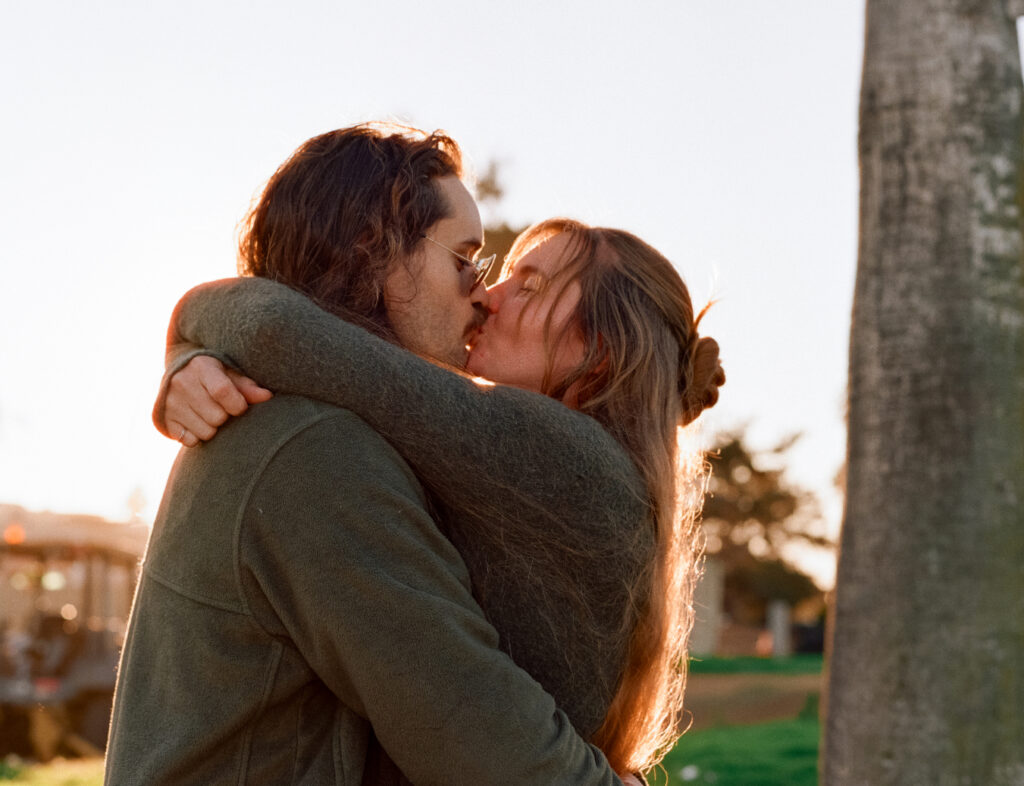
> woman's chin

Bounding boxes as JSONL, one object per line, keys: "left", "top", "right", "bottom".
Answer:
{"left": 465, "top": 349, "right": 485, "bottom": 378}
{"left": 467, "top": 348, "right": 520, "bottom": 388}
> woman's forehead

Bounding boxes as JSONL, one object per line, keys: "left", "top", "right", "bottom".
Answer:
{"left": 513, "top": 232, "right": 576, "bottom": 275}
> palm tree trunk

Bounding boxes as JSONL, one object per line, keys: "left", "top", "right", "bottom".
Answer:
{"left": 824, "top": 1, "right": 1024, "bottom": 784}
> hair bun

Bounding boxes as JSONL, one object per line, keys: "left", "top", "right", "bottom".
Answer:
{"left": 681, "top": 337, "right": 724, "bottom": 425}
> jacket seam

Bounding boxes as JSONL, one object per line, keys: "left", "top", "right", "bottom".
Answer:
{"left": 231, "top": 409, "right": 357, "bottom": 620}
{"left": 144, "top": 568, "right": 248, "bottom": 615}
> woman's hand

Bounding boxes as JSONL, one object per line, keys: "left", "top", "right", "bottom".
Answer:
{"left": 621, "top": 774, "right": 646, "bottom": 786}
{"left": 165, "top": 355, "right": 273, "bottom": 447}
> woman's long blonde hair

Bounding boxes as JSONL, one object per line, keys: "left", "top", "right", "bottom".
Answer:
{"left": 504, "top": 219, "right": 723, "bottom": 774}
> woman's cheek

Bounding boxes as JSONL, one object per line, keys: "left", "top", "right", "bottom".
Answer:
{"left": 466, "top": 344, "right": 488, "bottom": 377}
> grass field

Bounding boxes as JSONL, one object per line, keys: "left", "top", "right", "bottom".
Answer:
{"left": 653, "top": 657, "right": 822, "bottom": 784}
{"left": 2, "top": 717, "right": 821, "bottom": 786}
{"left": 688, "top": 654, "right": 824, "bottom": 675}
{"left": 651, "top": 716, "right": 820, "bottom": 786}
{"left": 1, "top": 657, "right": 823, "bottom": 785}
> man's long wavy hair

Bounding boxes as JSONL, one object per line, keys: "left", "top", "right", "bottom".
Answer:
{"left": 237, "top": 122, "right": 462, "bottom": 338}
{"left": 503, "top": 219, "right": 722, "bottom": 775}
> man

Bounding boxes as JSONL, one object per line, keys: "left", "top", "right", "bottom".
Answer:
{"left": 105, "top": 124, "right": 630, "bottom": 785}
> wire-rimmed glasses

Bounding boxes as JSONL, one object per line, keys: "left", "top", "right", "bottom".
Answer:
{"left": 422, "top": 235, "right": 496, "bottom": 292}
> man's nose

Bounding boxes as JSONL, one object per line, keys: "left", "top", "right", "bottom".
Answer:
{"left": 471, "top": 281, "right": 492, "bottom": 312}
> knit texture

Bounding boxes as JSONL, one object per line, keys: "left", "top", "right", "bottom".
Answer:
{"left": 157, "top": 277, "right": 655, "bottom": 738}
{"left": 108, "top": 397, "right": 625, "bottom": 785}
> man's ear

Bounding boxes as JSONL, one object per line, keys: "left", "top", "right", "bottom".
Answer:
{"left": 382, "top": 257, "right": 418, "bottom": 309}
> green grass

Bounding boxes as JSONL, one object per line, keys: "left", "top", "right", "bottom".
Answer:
{"left": 688, "top": 654, "right": 823, "bottom": 675}
{"left": 649, "top": 716, "right": 820, "bottom": 786}
{"left": 0, "top": 758, "right": 104, "bottom": 785}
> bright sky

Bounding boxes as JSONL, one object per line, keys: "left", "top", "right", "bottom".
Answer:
{"left": 1, "top": 1, "right": 866, "bottom": 586}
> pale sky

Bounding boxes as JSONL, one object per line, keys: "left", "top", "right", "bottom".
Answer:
{"left": 1, "top": 1, "right": 868, "bottom": 586}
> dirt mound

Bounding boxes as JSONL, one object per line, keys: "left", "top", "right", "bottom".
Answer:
{"left": 683, "top": 672, "right": 822, "bottom": 730}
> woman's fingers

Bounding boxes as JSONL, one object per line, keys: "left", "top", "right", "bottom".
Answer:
{"left": 165, "top": 369, "right": 226, "bottom": 437}
{"left": 164, "top": 356, "right": 272, "bottom": 446}
{"left": 226, "top": 369, "right": 274, "bottom": 406}
{"left": 165, "top": 395, "right": 220, "bottom": 441}
{"left": 166, "top": 420, "right": 201, "bottom": 448}
{"left": 192, "top": 356, "right": 250, "bottom": 417}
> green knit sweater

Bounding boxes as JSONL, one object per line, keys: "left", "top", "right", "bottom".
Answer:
{"left": 157, "top": 277, "right": 655, "bottom": 740}
{"left": 108, "top": 396, "right": 627, "bottom": 785}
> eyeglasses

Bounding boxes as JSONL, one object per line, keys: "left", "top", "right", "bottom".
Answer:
{"left": 422, "top": 235, "right": 496, "bottom": 292}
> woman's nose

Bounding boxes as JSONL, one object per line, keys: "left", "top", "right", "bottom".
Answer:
{"left": 482, "top": 279, "right": 508, "bottom": 313}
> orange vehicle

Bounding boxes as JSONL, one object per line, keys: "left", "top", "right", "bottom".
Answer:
{"left": 0, "top": 505, "right": 147, "bottom": 759}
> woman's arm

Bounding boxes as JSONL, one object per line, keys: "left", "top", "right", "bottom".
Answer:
{"left": 162, "top": 277, "right": 643, "bottom": 519}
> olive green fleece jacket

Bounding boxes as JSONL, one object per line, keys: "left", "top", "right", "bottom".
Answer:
{"left": 107, "top": 395, "right": 627, "bottom": 785}
{"left": 153, "top": 278, "right": 655, "bottom": 742}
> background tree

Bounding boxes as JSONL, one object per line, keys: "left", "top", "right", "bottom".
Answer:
{"left": 824, "top": 2, "right": 1024, "bottom": 783}
{"left": 702, "top": 431, "right": 830, "bottom": 627}
{"left": 475, "top": 160, "right": 527, "bottom": 286}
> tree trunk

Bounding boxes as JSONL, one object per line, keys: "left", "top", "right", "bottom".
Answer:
{"left": 824, "top": 2, "right": 1024, "bottom": 784}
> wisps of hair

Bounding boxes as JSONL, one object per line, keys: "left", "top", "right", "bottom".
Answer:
{"left": 237, "top": 122, "right": 462, "bottom": 339}
{"left": 505, "top": 219, "right": 722, "bottom": 775}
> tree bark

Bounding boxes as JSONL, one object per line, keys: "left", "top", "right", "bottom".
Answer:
{"left": 824, "top": 2, "right": 1024, "bottom": 784}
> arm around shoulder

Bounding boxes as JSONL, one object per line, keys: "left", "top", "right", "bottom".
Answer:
{"left": 169, "top": 277, "right": 643, "bottom": 520}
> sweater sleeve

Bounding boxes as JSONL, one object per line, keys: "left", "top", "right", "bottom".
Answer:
{"left": 164, "top": 277, "right": 645, "bottom": 521}
{"left": 241, "top": 410, "right": 626, "bottom": 786}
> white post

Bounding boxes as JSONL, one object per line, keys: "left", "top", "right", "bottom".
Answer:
{"left": 768, "top": 600, "right": 791, "bottom": 658}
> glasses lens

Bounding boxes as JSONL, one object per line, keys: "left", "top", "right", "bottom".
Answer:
{"left": 473, "top": 254, "right": 496, "bottom": 289}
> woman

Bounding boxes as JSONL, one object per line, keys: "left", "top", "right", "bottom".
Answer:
{"left": 159, "top": 219, "right": 722, "bottom": 776}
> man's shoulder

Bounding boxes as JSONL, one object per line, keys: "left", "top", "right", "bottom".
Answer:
{"left": 240, "top": 395, "right": 467, "bottom": 592}
{"left": 144, "top": 394, "right": 435, "bottom": 611}
{"left": 219, "top": 394, "right": 406, "bottom": 465}
{"left": 244, "top": 394, "right": 423, "bottom": 494}
{"left": 242, "top": 393, "right": 379, "bottom": 439}
{"left": 152, "top": 395, "right": 424, "bottom": 544}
